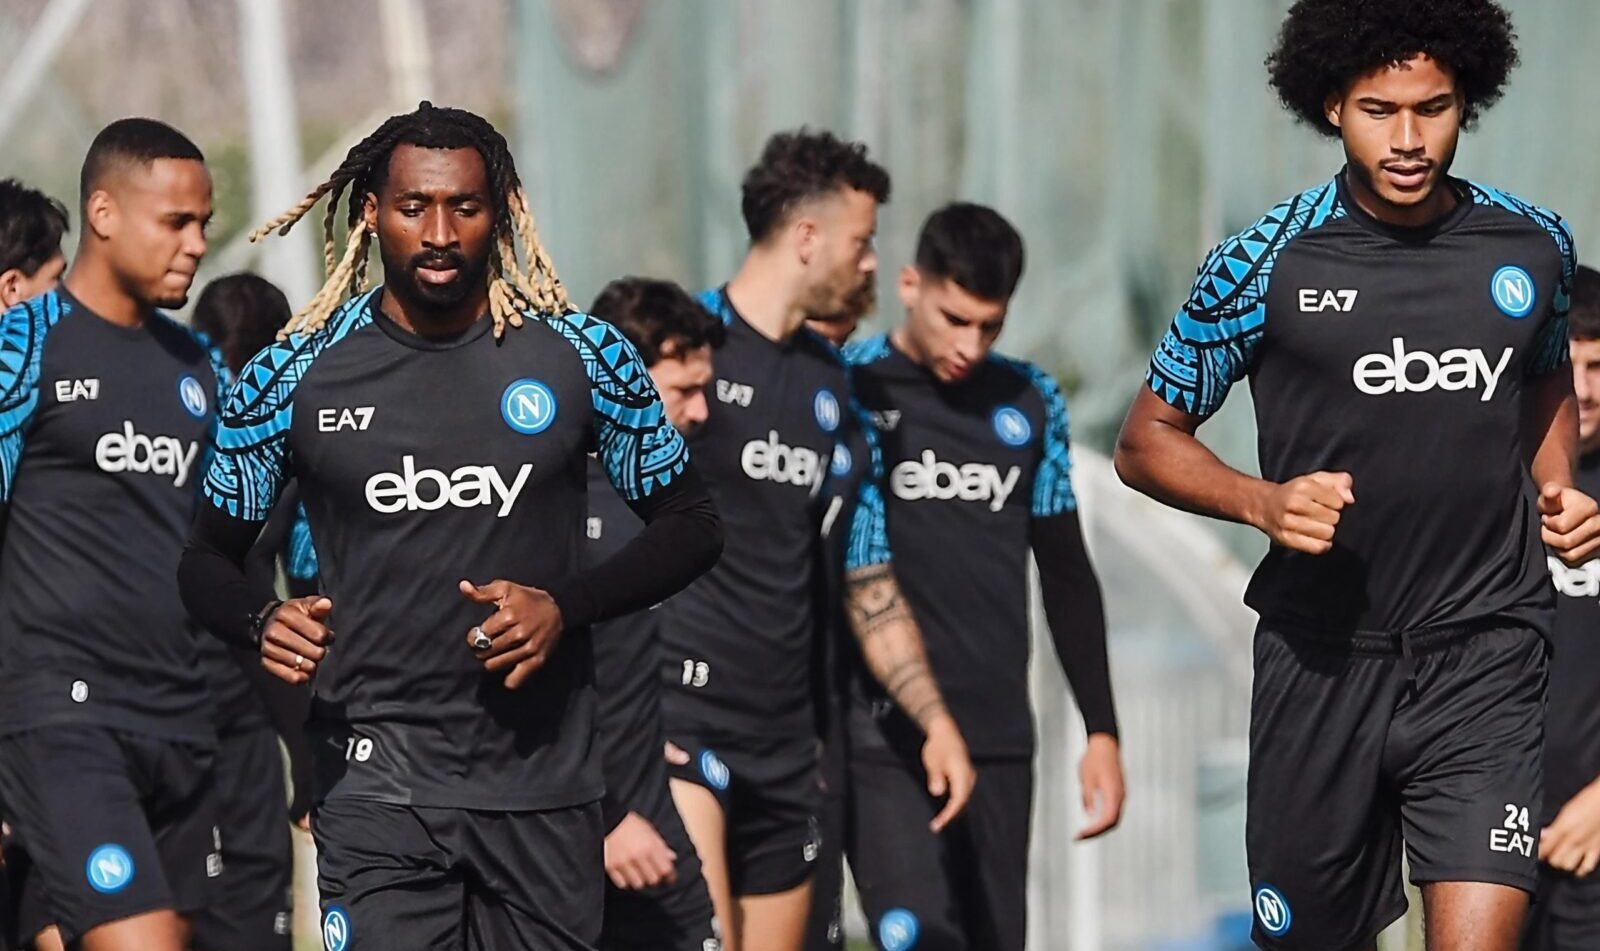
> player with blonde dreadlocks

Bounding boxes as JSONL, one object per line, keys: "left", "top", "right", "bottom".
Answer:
{"left": 252, "top": 100, "right": 567, "bottom": 340}
{"left": 178, "top": 102, "right": 725, "bottom": 951}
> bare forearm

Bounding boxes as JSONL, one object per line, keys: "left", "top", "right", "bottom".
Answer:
{"left": 845, "top": 563, "right": 950, "bottom": 730}
{"left": 1114, "top": 401, "right": 1272, "bottom": 529}
{"left": 1528, "top": 378, "right": 1578, "bottom": 488}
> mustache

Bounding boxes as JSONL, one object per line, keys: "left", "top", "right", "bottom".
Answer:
{"left": 409, "top": 249, "right": 467, "bottom": 271}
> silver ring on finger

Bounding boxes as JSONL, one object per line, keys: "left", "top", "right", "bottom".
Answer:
{"left": 293, "top": 654, "right": 304, "bottom": 671}
{"left": 472, "top": 626, "right": 493, "bottom": 651}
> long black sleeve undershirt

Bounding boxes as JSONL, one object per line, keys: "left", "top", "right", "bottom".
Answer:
{"left": 180, "top": 506, "right": 278, "bottom": 651}
{"left": 545, "top": 464, "right": 722, "bottom": 630}
{"left": 1030, "top": 509, "right": 1118, "bottom": 738}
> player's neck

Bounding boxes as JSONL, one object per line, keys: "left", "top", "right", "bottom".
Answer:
{"left": 726, "top": 255, "right": 809, "bottom": 344}
{"left": 61, "top": 257, "right": 148, "bottom": 328}
{"left": 379, "top": 285, "right": 489, "bottom": 339}
{"left": 1344, "top": 168, "right": 1458, "bottom": 230}
{"left": 890, "top": 325, "right": 931, "bottom": 369}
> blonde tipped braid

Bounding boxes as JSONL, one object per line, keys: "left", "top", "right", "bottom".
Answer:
{"left": 507, "top": 186, "right": 569, "bottom": 314}
{"left": 488, "top": 273, "right": 526, "bottom": 339}
{"left": 319, "top": 187, "right": 344, "bottom": 277}
{"left": 352, "top": 234, "right": 370, "bottom": 295}
{"left": 494, "top": 225, "right": 535, "bottom": 301}
{"left": 247, "top": 182, "right": 333, "bottom": 244}
{"left": 278, "top": 221, "right": 370, "bottom": 339}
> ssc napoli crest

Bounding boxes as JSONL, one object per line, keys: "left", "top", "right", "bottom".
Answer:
{"left": 814, "top": 390, "right": 840, "bottom": 433}
{"left": 86, "top": 844, "right": 134, "bottom": 894}
{"left": 322, "top": 906, "right": 351, "bottom": 951}
{"left": 178, "top": 375, "right": 208, "bottom": 418}
{"left": 830, "top": 444, "right": 852, "bottom": 477}
{"left": 1253, "top": 885, "right": 1291, "bottom": 937}
{"left": 879, "top": 908, "right": 920, "bottom": 951}
{"left": 992, "top": 406, "right": 1031, "bottom": 447}
{"left": 699, "top": 749, "right": 731, "bottom": 791}
{"left": 1490, "top": 265, "right": 1535, "bottom": 318}
{"left": 501, "top": 379, "right": 557, "bottom": 435}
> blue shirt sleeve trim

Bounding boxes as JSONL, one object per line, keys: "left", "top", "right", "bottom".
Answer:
{"left": 0, "top": 290, "right": 70, "bottom": 503}
{"left": 544, "top": 310, "right": 689, "bottom": 501}
{"left": 1145, "top": 179, "right": 1344, "bottom": 418}
{"left": 203, "top": 289, "right": 378, "bottom": 520}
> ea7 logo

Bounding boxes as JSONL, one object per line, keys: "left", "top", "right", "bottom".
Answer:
{"left": 318, "top": 407, "right": 375, "bottom": 432}
{"left": 1490, "top": 802, "right": 1534, "bottom": 857}
{"left": 55, "top": 378, "right": 100, "bottom": 402}
{"left": 1299, "top": 288, "right": 1359, "bottom": 313}
{"left": 872, "top": 410, "right": 901, "bottom": 431}
{"left": 716, "top": 380, "right": 755, "bottom": 407}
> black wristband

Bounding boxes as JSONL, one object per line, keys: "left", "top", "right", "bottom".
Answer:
{"left": 249, "top": 599, "right": 283, "bottom": 648}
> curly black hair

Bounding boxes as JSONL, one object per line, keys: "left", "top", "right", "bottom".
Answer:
{"left": 1267, "top": 0, "right": 1519, "bottom": 136}
{"left": 590, "top": 277, "right": 726, "bottom": 366}
{"left": 1570, "top": 265, "right": 1600, "bottom": 341}
{"left": 740, "top": 128, "right": 890, "bottom": 243}
{"left": 0, "top": 178, "right": 68, "bottom": 277}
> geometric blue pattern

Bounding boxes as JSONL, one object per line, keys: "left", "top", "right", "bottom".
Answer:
{"left": 838, "top": 335, "right": 894, "bottom": 571}
{"left": 696, "top": 286, "right": 736, "bottom": 327}
{"left": 1146, "top": 178, "right": 1345, "bottom": 418}
{"left": 203, "top": 289, "right": 379, "bottom": 520}
{"left": 1467, "top": 180, "right": 1578, "bottom": 377}
{"left": 0, "top": 289, "right": 71, "bottom": 502}
{"left": 842, "top": 333, "right": 892, "bottom": 367}
{"left": 541, "top": 310, "right": 688, "bottom": 501}
{"left": 286, "top": 502, "right": 319, "bottom": 581}
{"left": 993, "top": 354, "right": 1077, "bottom": 516}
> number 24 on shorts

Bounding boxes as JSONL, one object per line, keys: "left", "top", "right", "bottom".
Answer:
{"left": 1490, "top": 803, "right": 1534, "bottom": 856}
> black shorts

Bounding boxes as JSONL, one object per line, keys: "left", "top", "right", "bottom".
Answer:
{"left": 192, "top": 726, "right": 293, "bottom": 951}
{"left": 0, "top": 725, "right": 220, "bottom": 945}
{"left": 1247, "top": 624, "right": 1545, "bottom": 950}
{"left": 845, "top": 706, "right": 1032, "bottom": 951}
{"left": 600, "top": 771, "right": 719, "bottom": 951}
{"left": 1522, "top": 865, "right": 1600, "bottom": 951}
{"left": 665, "top": 732, "right": 821, "bottom": 896}
{"left": 313, "top": 798, "right": 603, "bottom": 951}
{"left": 803, "top": 712, "right": 848, "bottom": 951}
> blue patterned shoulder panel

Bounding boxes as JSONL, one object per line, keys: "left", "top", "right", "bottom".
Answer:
{"left": 0, "top": 290, "right": 72, "bottom": 501}
{"left": 1467, "top": 181, "right": 1577, "bottom": 377}
{"left": 543, "top": 310, "right": 688, "bottom": 500}
{"left": 991, "top": 354, "right": 1077, "bottom": 517}
{"left": 203, "top": 290, "right": 378, "bottom": 520}
{"left": 1146, "top": 179, "right": 1344, "bottom": 418}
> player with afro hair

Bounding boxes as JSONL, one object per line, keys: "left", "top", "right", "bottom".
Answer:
{"left": 1118, "top": 1, "right": 1592, "bottom": 949}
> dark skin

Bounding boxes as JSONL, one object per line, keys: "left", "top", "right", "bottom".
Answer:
{"left": 1116, "top": 56, "right": 1598, "bottom": 951}
{"left": 257, "top": 144, "right": 563, "bottom": 692}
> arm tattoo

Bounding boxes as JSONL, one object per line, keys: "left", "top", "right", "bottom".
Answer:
{"left": 845, "top": 564, "right": 949, "bottom": 730}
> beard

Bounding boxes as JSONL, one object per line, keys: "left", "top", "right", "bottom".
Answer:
{"left": 383, "top": 244, "right": 490, "bottom": 311}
